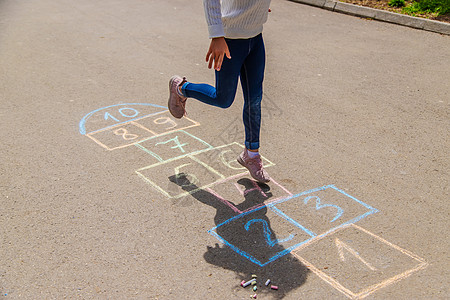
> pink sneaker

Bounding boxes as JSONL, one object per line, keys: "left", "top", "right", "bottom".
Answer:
{"left": 168, "top": 75, "right": 188, "bottom": 119}
{"left": 237, "top": 149, "right": 271, "bottom": 183}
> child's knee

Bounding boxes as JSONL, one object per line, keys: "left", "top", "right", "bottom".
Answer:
{"left": 215, "top": 94, "right": 234, "bottom": 108}
{"left": 218, "top": 100, "right": 233, "bottom": 109}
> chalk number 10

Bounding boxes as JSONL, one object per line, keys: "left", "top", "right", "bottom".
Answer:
{"left": 105, "top": 108, "right": 139, "bottom": 122}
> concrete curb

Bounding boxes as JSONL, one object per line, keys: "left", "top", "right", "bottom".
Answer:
{"left": 289, "top": 0, "right": 450, "bottom": 35}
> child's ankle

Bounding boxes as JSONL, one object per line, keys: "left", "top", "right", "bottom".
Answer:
{"left": 247, "top": 149, "right": 259, "bottom": 158}
{"left": 177, "top": 85, "right": 184, "bottom": 97}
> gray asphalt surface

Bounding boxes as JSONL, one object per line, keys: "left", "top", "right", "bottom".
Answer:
{"left": 1, "top": 0, "right": 449, "bottom": 299}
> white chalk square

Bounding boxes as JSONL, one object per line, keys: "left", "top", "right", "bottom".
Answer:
{"left": 86, "top": 121, "right": 156, "bottom": 150}
{"left": 133, "top": 111, "right": 199, "bottom": 136}
{"left": 192, "top": 142, "right": 275, "bottom": 179}
{"left": 136, "top": 156, "right": 223, "bottom": 198}
{"left": 135, "top": 130, "right": 212, "bottom": 162}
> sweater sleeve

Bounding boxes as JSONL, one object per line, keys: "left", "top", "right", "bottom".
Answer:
{"left": 203, "top": 0, "right": 225, "bottom": 38}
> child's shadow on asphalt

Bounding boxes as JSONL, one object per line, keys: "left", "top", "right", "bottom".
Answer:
{"left": 169, "top": 174, "right": 310, "bottom": 299}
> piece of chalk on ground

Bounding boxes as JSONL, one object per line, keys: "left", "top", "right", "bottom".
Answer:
{"left": 251, "top": 281, "right": 257, "bottom": 285}
{"left": 265, "top": 279, "right": 271, "bottom": 286}
{"left": 271, "top": 285, "right": 279, "bottom": 290}
{"left": 252, "top": 274, "right": 257, "bottom": 278}
{"left": 243, "top": 279, "right": 256, "bottom": 287}
{"left": 253, "top": 285, "right": 257, "bottom": 291}
{"left": 241, "top": 280, "right": 246, "bottom": 287}
{"left": 251, "top": 294, "right": 257, "bottom": 299}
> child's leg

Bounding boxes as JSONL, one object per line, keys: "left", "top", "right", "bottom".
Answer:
{"left": 236, "top": 34, "right": 270, "bottom": 183}
{"left": 240, "top": 34, "right": 266, "bottom": 151}
{"left": 181, "top": 39, "right": 248, "bottom": 109}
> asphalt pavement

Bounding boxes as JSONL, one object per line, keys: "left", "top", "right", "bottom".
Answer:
{"left": 1, "top": 0, "right": 449, "bottom": 299}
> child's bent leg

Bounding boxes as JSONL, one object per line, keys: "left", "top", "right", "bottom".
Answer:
{"left": 182, "top": 78, "right": 236, "bottom": 109}
{"left": 182, "top": 69, "right": 239, "bottom": 109}
{"left": 181, "top": 38, "right": 247, "bottom": 109}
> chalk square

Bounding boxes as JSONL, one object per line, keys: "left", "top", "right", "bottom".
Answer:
{"left": 192, "top": 143, "right": 275, "bottom": 179}
{"left": 133, "top": 111, "right": 199, "bottom": 136}
{"left": 136, "top": 156, "right": 223, "bottom": 198}
{"left": 270, "top": 185, "right": 378, "bottom": 238}
{"left": 206, "top": 174, "right": 293, "bottom": 214}
{"left": 135, "top": 130, "right": 213, "bottom": 162}
{"left": 86, "top": 121, "right": 156, "bottom": 150}
{"left": 292, "top": 224, "right": 428, "bottom": 299}
{"left": 208, "top": 206, "right": 315, "bottom": 267}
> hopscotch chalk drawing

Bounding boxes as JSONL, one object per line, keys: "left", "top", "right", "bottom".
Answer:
{"left": 207, "top": 185, "right": 379, "bottom": 267}
{"left": 80, "top": 103, "right": 428, "bottom": 299}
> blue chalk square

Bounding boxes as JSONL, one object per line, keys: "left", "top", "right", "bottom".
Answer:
{"left": 79, "top": 103, "right": 168, "bottom": 135}
{"left": 270, "top": 185, "right": 378, "bottom": 238}
{"left": 208, "top": 205, "right": 315, "bottom": 267}
{"left": 135, "top": 130, "right": 213, "bottom": 162}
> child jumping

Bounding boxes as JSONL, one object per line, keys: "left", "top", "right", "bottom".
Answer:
{"left": 168, "top": 0, "right": 272, "bottom": 183}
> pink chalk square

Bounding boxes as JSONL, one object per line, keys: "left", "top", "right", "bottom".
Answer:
{"left": 133, "top": 110, "right": 199, "bottom": 136}
{"left": 206, "top": 174, "right": 292, "bottom": 214}
{"left": 292, "top": 224, "right": 428, "bottom": 299}
{"left": 86, "top": 121, "right": 156, "bottom": 150}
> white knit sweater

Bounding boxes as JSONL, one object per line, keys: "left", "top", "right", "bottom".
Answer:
{"left": 203, "top": 0, "right": 271, "bottom": 39}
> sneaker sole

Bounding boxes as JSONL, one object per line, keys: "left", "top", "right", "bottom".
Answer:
{"left": 168, "top": 75, "right": 183, "bottom": 119}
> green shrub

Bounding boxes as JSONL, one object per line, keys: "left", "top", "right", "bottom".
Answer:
{"left": 403, "top": 0, "right": 450, "bottom": 15}
{"left": 389, "top": 0, "right": 406, "bottom": 7}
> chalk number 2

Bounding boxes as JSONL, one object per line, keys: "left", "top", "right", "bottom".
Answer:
{"left": 245, "top": 219, "right": 294, "bottom": 247}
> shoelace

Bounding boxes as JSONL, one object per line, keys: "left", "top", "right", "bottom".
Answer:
{"left": 247, "top": 156, "right": 264, "bottom": 170}
{"left": 252, "top": 157, "right": 267, "bottom": 178}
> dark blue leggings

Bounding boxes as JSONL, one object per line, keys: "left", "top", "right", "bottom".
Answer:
{"left": 181, "top": 34, "right": 265, "bottom": 150}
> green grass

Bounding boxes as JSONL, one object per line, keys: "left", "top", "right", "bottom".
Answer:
{"left": 388, "top": 0, "right": 405, "bottom": 7}
{"left": 403, "top": 0, "right": 450, "bottom": 15}
{"left": 389, "top": 0, "right": 406, "bottom": 7}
